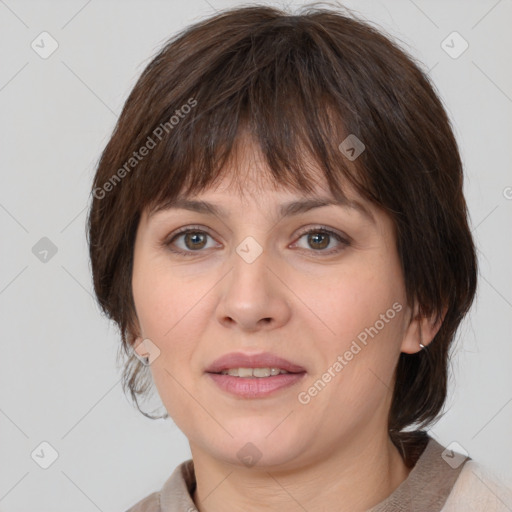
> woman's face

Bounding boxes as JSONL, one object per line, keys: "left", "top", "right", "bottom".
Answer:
{"left": 131, "top": 143, "right": 421, "bottom": 469}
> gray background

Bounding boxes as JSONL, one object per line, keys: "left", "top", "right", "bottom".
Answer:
{"left": 1, "top": 0, "right": 511, "bottom": 510}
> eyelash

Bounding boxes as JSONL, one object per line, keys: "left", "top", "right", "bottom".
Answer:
{"left": 163, "top": 225, "right": 351, "bottom": 257}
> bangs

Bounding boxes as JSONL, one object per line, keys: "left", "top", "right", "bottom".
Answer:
{"left": 124, "top": 17, "right": 373, "bottom": 217}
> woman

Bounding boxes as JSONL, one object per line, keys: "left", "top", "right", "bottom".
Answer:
{"left": 87, "top": 4, "right": 511, "bottom": 511}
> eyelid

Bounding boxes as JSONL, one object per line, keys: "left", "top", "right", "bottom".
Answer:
{"left": 294, "top": 224, "right": 351, "bottom": 243}
{"left": 166, "top": 224, "right": 213, "bottom": 240}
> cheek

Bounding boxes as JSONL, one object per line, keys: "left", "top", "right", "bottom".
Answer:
{"left": 298, "top": 258, "right": 406, "bottom": 400}
{"left": 132, "top": 264, "right": 207, "bottom": 427}
{"left": 304, "top": 260, "right": 405, "bottom": 343}
{"left": 131, "top": 257, "right": 216, "bottom": 393}
{"left": 132, "top": 254, "right": 197, "bottom": 339}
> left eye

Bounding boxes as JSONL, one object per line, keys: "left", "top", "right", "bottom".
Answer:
{"left": 293, "top": 227, "right": 349, "bottom": 255}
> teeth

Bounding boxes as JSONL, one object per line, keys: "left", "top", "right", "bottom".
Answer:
{"left": 220, "top": 367, "right": 290, "bottom": 377}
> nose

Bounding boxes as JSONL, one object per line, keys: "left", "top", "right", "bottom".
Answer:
{"left": 215, "top": 242, "right": 292, "bottom": 333}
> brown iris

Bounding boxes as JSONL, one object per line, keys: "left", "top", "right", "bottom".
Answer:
{"left": 308, "top": 232, "right": 329, "bottom": 250}
{"left": 184, "top": 232, "right": 208, "bottom": 250}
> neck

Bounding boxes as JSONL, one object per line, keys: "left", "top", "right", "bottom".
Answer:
{"left": 190, "top": 431, "right": 410, "bottom": 512}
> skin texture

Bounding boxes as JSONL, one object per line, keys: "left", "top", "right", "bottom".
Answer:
{"left": 131, "top": 141, "right": 442, "bottom": 512}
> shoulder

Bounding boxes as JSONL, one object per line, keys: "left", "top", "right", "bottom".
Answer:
{"left": 442, "top": 460, "right": 512, "bottom": 511}
{"left": 123, "top": 458, "right": 196, "bottom": 512}
{"left": 124, "top": 490, "right": 160, "bottom": 512}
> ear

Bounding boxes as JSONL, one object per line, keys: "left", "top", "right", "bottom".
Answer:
{"left": 400, "top": 303, "right": 447, "bottom": 354}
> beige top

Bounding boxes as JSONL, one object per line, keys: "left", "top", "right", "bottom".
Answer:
{"left": 125, "top": 436, "right": 512, "bottom": 511}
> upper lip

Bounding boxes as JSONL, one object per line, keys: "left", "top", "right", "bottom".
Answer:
{"left": 205, "top": 352, "right": 306, "bottom": 374}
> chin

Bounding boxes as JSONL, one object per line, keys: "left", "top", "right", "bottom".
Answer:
{"left": 209, "top": 428, "right": 307, "bottom": 469}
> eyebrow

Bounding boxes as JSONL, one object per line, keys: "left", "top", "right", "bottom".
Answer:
{"left": 150, "top": 196, "right": 375, "bottom": 223}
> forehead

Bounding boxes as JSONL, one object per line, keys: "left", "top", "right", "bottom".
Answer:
{"left": 199, "top": 160, "right": 330, "bottom": 202}
{"left": 149, "top": 132, "right": 367, "bottom": 213}
{"left": 147, "top": 165, "right": 377, "bottom": 228}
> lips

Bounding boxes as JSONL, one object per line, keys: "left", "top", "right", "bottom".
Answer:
{"left": 205, "top": 351, "right": 306, "bottom": 374}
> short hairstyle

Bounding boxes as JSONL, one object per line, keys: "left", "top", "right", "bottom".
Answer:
{"left": 87, "top": 4, "right": 477, "bottom": 450}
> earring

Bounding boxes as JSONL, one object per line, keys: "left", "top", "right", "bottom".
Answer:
{"left": 133, "top": 337, "right": 150, "bottom": 365}
{"left": 419, "top": 343, "right": 425, "bottom": 350}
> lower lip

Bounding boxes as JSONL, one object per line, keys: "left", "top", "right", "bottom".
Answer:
{"left": 206, "top": 372, "right": 307, "bottom": 398}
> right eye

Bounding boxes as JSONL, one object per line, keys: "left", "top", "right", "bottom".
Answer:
{"left": 165, "top": 227, "right": 220, "bottom": 256}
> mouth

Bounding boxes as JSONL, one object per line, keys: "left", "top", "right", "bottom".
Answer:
{"left": 213, "top": 367, "right": 299, "bottom": 377}
{"left": 205, "top": 352, "right": 307, "bottom": 398}
{"left": 205, "top": 351, "right": 306, "bottom": 375}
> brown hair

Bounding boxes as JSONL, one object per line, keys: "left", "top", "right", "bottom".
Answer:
{"left": 86, "top": 3, "right": 477, "bottom": 450}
